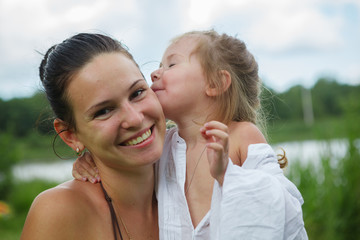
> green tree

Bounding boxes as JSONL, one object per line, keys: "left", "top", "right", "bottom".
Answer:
{"left": 0, "top": 132, "right": 20, "bottom": 199}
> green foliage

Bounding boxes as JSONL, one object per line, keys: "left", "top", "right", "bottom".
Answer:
{"left": 286, "top": 94, "right": 360, "bottom": 239}
{"left": 287, "top": 137, "right": 360, "bottom": 239}
{"left": 0, "top": 92, "right": 53, "bottom": 137}
{"left": 8, "top": 180, "right": 58, "bottom": 214}
{"left": 267, "top": 117, "right": 349, "bottom": 143}
{"left": 263, "top": 77, "right": 360, "bottom": 124}
{"left": 0, "top": 180, "right": 57, "bottom": 239}
{"left": 0, "top": 132, "right": 20, "bottom": 199}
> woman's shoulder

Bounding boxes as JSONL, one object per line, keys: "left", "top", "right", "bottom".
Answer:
{"left": 36, "top": 180, "right": 98, "bottom": 206}
{"left": 21, "top": 180, "right": 104, "bottom": 239}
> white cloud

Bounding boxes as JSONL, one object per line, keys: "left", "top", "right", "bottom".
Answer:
{"left": 0, "top": 0, "right": 358, "bottom": 99}
{"left": 181, "top": 0, "right": 345, "bottom": 53}
{"left": 247, "top": 1, "right": 343, "bottom": 52}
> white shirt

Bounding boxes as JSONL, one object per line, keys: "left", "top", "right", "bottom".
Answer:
{"left": 156, "top": 127, "right": 308, "bottom": 240}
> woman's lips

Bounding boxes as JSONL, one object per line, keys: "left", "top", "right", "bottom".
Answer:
{"left": 120, "top": 126, "right": 154, "bottom": 146}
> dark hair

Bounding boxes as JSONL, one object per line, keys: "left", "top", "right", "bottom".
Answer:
{"left": 39, "top": 33, "right": 138, "bottom": 130}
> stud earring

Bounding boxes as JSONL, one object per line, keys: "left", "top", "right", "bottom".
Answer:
{"left": 76, "top": 147, "right": 83, "bottom": 157}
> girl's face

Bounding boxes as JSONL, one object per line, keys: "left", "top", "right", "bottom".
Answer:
{"left": 68, "top": 53, "right": 166, "bottom": 169}
{"left": 150, "top": 37, "right": 208, "bottom": 120}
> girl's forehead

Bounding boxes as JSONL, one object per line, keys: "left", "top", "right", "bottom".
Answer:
{"left": 165, "top": 37, "right": 199, "bottom": 56}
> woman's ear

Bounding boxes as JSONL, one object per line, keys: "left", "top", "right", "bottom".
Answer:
{"left": 206, "top": 70, "right": 231, "bottom": 97}
{"left": 53, "top": 119, "right": 84, "bottom": 152}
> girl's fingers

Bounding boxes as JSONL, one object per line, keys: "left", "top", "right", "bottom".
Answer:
{"left": 72, "top": 165, "right": 87, "bottom": 182}
{"left": 72, "top": 154, "right": 100, "bottom": 183}
{"left": 83, "top": 152, "right": 98, "bottom": 172}
{"left": 82, "top": 153, "right": 99, "bottom": 176}
{"left": 204, "top": 121, "right": 229, "bottom": 132}
{"left": 204, "top": 129, "right": 228, "bottom": 141}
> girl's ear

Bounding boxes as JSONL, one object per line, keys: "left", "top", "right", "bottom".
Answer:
{"left": 53, "top": 119, "right": 84, "bottom": 152}
{"left": 206, "top": 70, "right": 231, "bottom": 97}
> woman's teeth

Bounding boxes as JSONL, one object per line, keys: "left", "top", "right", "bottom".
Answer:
{"left": 124, "top": 129, "right": 152, "bottom": 146}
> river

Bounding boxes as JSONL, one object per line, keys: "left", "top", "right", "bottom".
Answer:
{"left": 12, "top": 138, "right": 359, "bottom": 182}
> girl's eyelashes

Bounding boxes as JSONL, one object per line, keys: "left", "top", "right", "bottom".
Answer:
{"left": 168, "top": 63, "right": 175, "bottom": 68}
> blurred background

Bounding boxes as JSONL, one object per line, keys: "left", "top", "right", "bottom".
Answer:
{"left": 0, "top": 0, "right": 359, "bottom": 239}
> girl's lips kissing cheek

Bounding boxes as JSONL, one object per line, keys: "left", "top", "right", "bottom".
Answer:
{"left": 150, "top": 85, "right": 163, "bottom": 93}
{"left": 120, "top": 126, "right": 154, "bottom": 147}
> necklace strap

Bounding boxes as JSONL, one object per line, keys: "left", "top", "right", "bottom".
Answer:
{"left": 185, "top": 146, "right": 207, "bottom": 194}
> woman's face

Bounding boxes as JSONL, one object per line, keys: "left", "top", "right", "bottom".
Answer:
{"left": 68, "top": 53, "right": 166, "bottom": 169}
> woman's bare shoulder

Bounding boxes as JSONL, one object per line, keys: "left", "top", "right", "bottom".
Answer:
{"left": 21, "top": 180, "right": 103, "bottom": 240}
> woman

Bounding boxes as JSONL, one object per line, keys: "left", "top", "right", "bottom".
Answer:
{"left": 20, "top": 33, "right": 166, "bottom": 239}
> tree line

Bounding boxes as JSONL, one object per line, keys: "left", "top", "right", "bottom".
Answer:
{"left": 0, "top": 77, "right": 359, "bottom": 138}
{"left": 262, "top": 77, "right": 360, "bottom": 122}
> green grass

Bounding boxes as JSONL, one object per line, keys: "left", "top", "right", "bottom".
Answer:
{"left": 266, "top": 117, "right": 348, "bottom": 144}
{"left": 0, "top": 180, "right": 58, "bottom": 239}
{"left": 287, "top": 138, "right": 360, "bottom": 240}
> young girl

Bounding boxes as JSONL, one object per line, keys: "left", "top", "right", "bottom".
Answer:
{"left": 74, "top": 30, "right": 307, "bottom": 239}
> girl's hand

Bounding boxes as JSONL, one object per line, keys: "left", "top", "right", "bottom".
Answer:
{"left": 200, "top": 121, "right": 229, "bottom": 185}
{"left": 72, "top": 152, "right": 100, "bottom": 183}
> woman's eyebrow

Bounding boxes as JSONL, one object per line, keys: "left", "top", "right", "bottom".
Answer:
{"left": 85, "top": 78, "right": 145, "bottom": 115}
{"left": 129, "top": 78, "right": 146, "bottom": 89}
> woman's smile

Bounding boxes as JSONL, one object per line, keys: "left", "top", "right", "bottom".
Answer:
{"left": 122, "top": 126, "right": 154, "bottom": 147}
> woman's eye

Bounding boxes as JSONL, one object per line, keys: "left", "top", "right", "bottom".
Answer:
{"left": 130, "top": 89, "right": 145, "bottom": 100}
{"left": 94, "top": 108, "right": 112, "bottom": 119}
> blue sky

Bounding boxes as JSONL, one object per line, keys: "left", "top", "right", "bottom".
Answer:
{"left": 0, "top": 0, "right": 359, "bottom": 100}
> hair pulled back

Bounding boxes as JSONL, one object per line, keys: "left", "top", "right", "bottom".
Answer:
{"left": 39, "top": 33, "right": 137, "bottom": 130}
{"left": 173, "top": 30, "right": 288, "bottom": 167}
{"left": 172, "top": 30, "right": 263, "bottom": 127}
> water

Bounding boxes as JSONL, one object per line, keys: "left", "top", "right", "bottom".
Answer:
{"left": 12, "top": 138, "right": 359, "bottom": 182}
{"left": 13, "top": 160, "right": 74, "bottom": 182}
{"left": 272, "top": 138, "right": 355, "bottom": 168}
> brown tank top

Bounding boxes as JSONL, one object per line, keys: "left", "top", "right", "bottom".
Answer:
{"left": 100, "top": 182, "right": 123, "bottom": 240}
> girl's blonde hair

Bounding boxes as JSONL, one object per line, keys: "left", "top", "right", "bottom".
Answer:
{"left": 172, "top": 30, "right": 264, "bottom": 127}
{"left": 171, "top": 30, "right": 288, "bottom": 168}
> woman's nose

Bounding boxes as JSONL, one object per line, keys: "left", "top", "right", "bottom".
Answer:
{"left": 120, "top": 103, "right": 144, "bottom": 129}
{"left": 151, "top": 68, "right": 162, "bottom": 82}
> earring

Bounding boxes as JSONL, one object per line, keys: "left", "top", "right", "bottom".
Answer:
{"left": 76, "top": 147, "right": 83, "bottom": 157}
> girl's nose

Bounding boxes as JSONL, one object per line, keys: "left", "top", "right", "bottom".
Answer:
{"left": 151, "top": 68, "right": 162, "bottom": 82}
